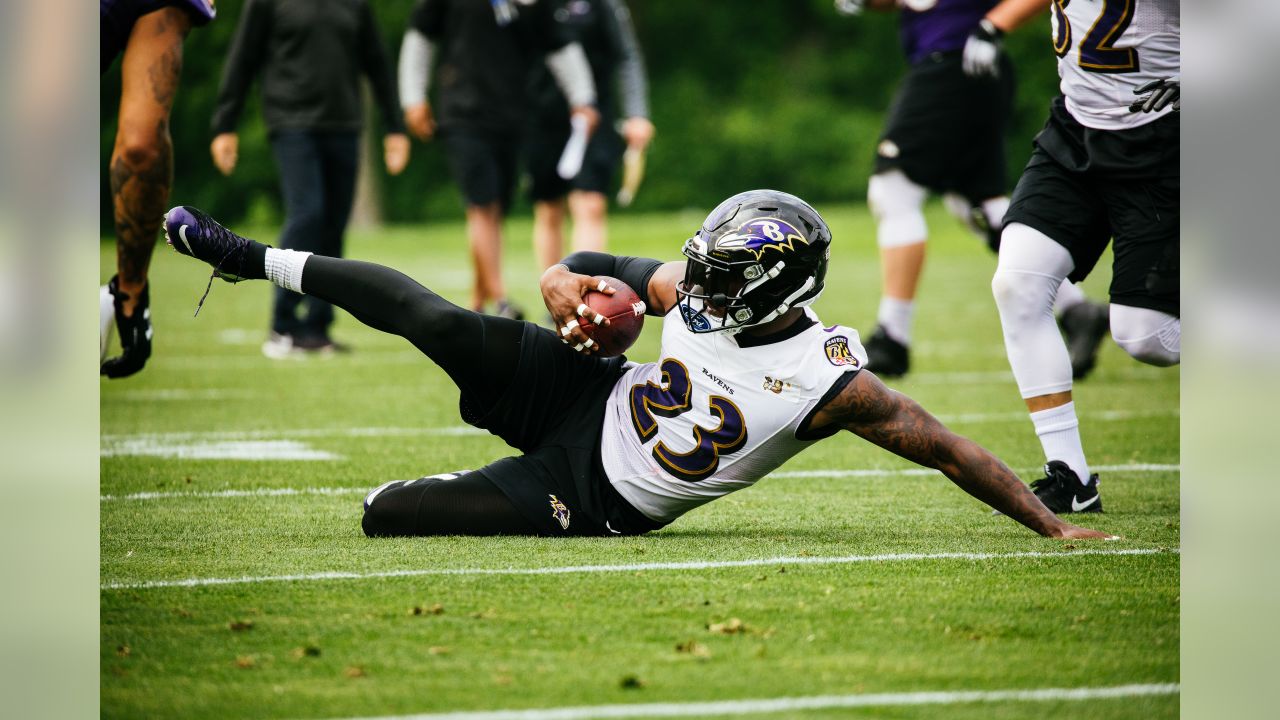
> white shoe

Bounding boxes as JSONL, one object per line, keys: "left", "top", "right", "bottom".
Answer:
{"left": 261, "top": 331, "right": 295, "bottom": 360}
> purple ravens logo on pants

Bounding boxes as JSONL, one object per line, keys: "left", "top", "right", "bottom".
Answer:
{"left": 714, "top": 218, "right": 809, "bottom": 260}
{"left": 548, "top": 494, "right": 571, "bottom": 530}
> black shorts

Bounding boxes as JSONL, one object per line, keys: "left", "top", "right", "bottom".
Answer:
{"left": 440, "top": 127, "right": 522, "bottom": 211}
{"left": 874, "top": 51, "right": 1014, "bottom": 201}
{"left": 464, "top": 322, "right": 665, "bottom": 536}
{"left": 1004, "top": 96, "right": 1179, "bottom": 315}
{"left": 525, "top": 122, "right": 625, "bottom": 201}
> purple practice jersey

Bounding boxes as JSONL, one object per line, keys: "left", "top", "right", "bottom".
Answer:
{"left": 899, "top": 0, "right": 996, "bottom": 65}
{"left": 101, "top": 0, "right": 216, "bottom": 73}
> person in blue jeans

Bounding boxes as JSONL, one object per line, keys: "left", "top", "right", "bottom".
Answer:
{"left": 209, "top": 0, "right": 409, "bottom": 357}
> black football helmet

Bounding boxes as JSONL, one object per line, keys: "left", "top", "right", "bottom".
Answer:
{"left": 678, "top": 189, "right": 832, "bottom": 334}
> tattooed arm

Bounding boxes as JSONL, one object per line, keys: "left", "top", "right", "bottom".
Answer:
{"left": 810, "top": 371, "right": 1113, "bottom": 539}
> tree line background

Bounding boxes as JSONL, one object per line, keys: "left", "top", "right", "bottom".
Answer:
{"left": 99, "top": 0, "right": 1064, "bottom": 232}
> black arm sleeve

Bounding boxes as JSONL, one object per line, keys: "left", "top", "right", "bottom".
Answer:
{"left": 210, "top": 0, "right": 271, "bottom": 135}
{"left": 357, "top": 1, "right": 406, "bottom": 134}
{"left": 560, "top": 251, "right": 665, "bottom": 317}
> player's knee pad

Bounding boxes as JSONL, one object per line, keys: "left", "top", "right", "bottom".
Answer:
{"left": 991, "top": 224, "right": 1075, "bottom": 339}
{"left": 867, "top": 171, "right": 927, "bottom": 248}
{"left": 1110, "top": 305, "right": 1180, "bottom": 366}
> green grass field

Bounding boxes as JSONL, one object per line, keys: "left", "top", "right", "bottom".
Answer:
{"left": 100, "top": 203, "right": 1179, "bottom": 719}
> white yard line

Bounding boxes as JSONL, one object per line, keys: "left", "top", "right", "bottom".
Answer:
{"left": 101, "top": 547, "right": 1178, "bottom": 591}
{"left": 325, "top": 683, "right": 1179, "bottom": 720}
{"left": 99, "top": 407, "right": 1175, "bottom": 454}
{"left": 100, "top": 462, "right": 1179, "bottom": 502}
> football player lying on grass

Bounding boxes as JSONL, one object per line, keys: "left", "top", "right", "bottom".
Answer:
{"left": 163, "top": 190, "right": 1113, "bottom": 540}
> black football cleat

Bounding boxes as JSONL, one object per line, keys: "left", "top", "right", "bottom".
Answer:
{"left": 164, "top": 206, "right": 259, "bottom": 282}
{"left": 1060, "top": 301, "right": 1110, "bottom": 380}
{"left": 1030, "top": 460, "right": 1103, "bottom": 514}
{"left": 100, "top": 275, "right": 152, "bottom": 379}
{"left": 865, "top": 325, "right": 910, "bottom": 377}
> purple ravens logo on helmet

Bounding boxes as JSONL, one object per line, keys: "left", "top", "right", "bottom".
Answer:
{"left": 714, "top": 218, "right": 809, "bottom": 260}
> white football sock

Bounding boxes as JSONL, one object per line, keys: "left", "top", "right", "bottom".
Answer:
{"left": 877, "top": 296, "right": 915, "bottom": 346}
{"left": 1029, "top": 401, "right": 1091, "bottom": 485}
{"left": 264, "top": 248, "right": 312, "bottom": 293}
{"left": 1054, "top": 279, "right": 1086, "bottom": 315}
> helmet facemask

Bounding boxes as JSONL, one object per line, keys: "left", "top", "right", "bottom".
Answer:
{"left": 676, "top": 190, "right": 833, "bottom": 335}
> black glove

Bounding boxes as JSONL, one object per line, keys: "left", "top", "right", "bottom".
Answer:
{"left": 101, "top": 275, "right": 152, "bottom": 379}
{"left": 962, "top": 19, "right": 1004, "bottom": 78}
{"left": 1129, "top": 76, "right": 1180, "bottom": 113}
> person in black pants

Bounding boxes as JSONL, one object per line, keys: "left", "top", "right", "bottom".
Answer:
{"left": 210, "top": 0, "right": 409, "bottom": 357}
{"left": 525, "top": 0, "right": 654, "bottom": 273}
{"left": 398, "top": 0, "right": 599, "bottom": 320}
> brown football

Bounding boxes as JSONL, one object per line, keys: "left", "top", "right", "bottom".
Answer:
{"left": 580, "top": 276, "right": 646, "bottom": 357}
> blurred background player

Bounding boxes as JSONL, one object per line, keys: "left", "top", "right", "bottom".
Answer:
{"left": 398, "top": 0, "right": 599, "bottom": 320}
{"left": 990, "top": 0, "right": 1180, "bottom": 513}
{"left": 209, "top": 0, "right": 409, "bottom": 358}
{"left": 100, "top": 0, "right": 216, "bottom": 378}
{"left": 525, "top": 0, "right": 654, "bottom": 274}
{"left": 835, "top": 0, "right": 1108, "bottom": 379}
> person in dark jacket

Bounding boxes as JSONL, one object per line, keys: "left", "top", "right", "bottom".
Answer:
{"left": 210, "top": 0, "right": 409, "bottom": 357}
{"left": 525, "top": 0, "right": 654, "bottom": 273}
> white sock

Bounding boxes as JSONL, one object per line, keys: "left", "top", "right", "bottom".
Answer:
{"left": 264, "top": 248, "right": 312, "bottom": 293}
{"left": 1029, "top": 401, "right": 1091, "bottom": 485}
{"left": 877, "top": 297, "right": 915, "bottom": 345}
{"left": 1054, "top": 279, "right": 1086, "bottom": 315}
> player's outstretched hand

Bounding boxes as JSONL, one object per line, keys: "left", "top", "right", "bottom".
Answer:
{"left": 962, "top": 19, "right": 1003, "bottom": 78}
{"left": 1050, "top": 523, "right": 1120, "bottom": 541}
{"left": 539, "top": 264, "right": 614, "bottom": 354}
{"left": 1129, "top": 76, "right": 1179, "bottom": 113}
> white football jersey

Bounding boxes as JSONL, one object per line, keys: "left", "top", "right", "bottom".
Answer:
{"left": 1051, "top": 0, "right": 1180, "bottom": 130}
{"left": 600, "top": 308, "right": 866, "bottom": 524}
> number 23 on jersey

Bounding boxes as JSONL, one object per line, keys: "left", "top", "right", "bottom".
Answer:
{"left": 629, "top": 359, "right": 748, "bottom": 482}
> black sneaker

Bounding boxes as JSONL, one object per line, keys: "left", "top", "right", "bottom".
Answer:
{"left": 1030, "top": 460, "right": 1103, "bottom": 514}
{"left": 1060, "top": 301, "right": 1109, "bottom": 380}
{"left": 865, "top": 325, "right": 910, "bottom": 377}
{"left": 100, "top": 275, "right": 152, "bottom": 379}
{"left": 164, "top": 206, "right": 259, "bottom": 282}
{"left": 292, "top": 334, "right": 351, "bottom": 355}
{"left": 495, "top": 299, "right": 525, "bottom": 321}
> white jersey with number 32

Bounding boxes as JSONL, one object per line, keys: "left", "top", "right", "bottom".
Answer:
{"left": 599, "top": 308, "right": 866, "bottom": 524}
{"left": 1052, "top": 0, "right": 1180, "bottom": 130}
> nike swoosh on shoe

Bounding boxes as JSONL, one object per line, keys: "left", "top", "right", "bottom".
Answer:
{"left": 1071, "top": 494, "right": 1100, "bottom": 512}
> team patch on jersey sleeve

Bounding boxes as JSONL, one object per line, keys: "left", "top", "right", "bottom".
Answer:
{"left": 823, "top": 336, "right": 861, "bottom": 368}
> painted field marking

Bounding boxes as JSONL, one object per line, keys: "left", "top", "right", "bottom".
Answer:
{"left": 99, "top": 463, "right": 1180, "bottom": 502}
{"left": 99, "top": 439, "right": 340, "bottom": 461}
{"left": 99, "top": 406, "right": 1175, "bottom": 456}
{"left": 101, "top": 547, "right": 1179, "bottom": 591}
{"left": 325, "top": 683, "right": 1179, "bottom": 720}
